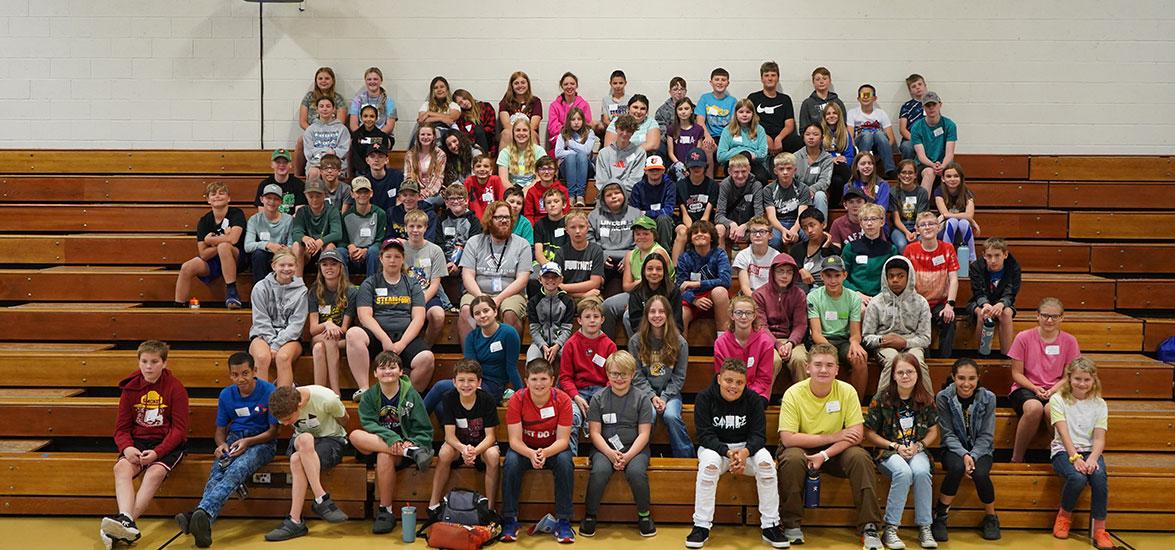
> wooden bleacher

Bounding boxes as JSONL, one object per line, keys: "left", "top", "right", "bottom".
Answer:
{"left": 0, "top": 149, "right": 1172, "bottom": 530}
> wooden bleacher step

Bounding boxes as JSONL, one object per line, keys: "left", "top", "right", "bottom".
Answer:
{"left": 0, "top": 439, "right": 51, "bottom": 452}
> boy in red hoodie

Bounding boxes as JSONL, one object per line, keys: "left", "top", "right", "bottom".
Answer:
{"left": 101, "top": 340, "right": 190, "bottom": 549}
{"left": 558, "top": 296, "right": 617, "bottom": 455}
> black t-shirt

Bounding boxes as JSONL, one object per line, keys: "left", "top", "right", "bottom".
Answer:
{"left": 555, "top": 242, "right": 605, "bottom": 285}
{"left": 438, "top": 389, "right": 500, "bottom": 446}
{"left": 675, "top": 176, "right": 718, "bottom": 223}
{"left": 747, "top": 90, "right": 796, "bottom": 137}
{"left": 533, "top": 217, "right": 568, "bottom": 264}
{"left": 378, "top": 390, "right": 404, "bottom": 437}
{"left": 196, "top": 207, "right": 248, "bottom": 257}
{"left": 254, "top": 175, "right": 306, "bottom": 215}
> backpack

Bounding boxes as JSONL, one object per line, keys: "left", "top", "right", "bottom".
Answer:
{"left": 435, "top": 488, "right": 497, "bottom": 526}
{"left": 417, "top": 488, "right": 502, "bottom": 549}
{"left": 1158, "top": 336, "right": 1175, "bottom": 363}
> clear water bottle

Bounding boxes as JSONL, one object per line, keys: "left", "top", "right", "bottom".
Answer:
{"left": 401, "top": 506, "right": 416, "bottom": 542}
{"left": 979, "top": 317, "right": 996, "bottom": 355}
{"left": 957, "top": 246, "right": 970, "bottom": 278}
{"left": 804, "top": 468, "right": 821, "bottom": 508}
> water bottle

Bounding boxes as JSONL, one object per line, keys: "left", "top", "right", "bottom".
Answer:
{"left": 804, "top": 468, "right": 821, "bottom": 508}
{"left": 401, "top": 506, "right": 416, "bottom": 542}
{"left": 979, "top": 317, "right": 996, "bottom": 356}
{"left": 957, "top": 246, "right": 970, "bottom": 278}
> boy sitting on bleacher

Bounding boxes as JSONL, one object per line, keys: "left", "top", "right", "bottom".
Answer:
{"left": 174, "top": 182, "right": 247, "bottom": 309}
{"left": 100, "top": 340, "right": 190, "bottom": 549}
{"left": 291, "top": 179, "right": 344, "bottom": 277}
{"left": 176, "top": 352, "right": 278, "bottom": 548}
{"left": 967, "top": 237, "right": 1021, "bottom": 357}
{"left": 254, "top": 148, "right": 305, "bottom": 215}
{"left": 903, "top": 212, "right": 960, "bottom": 358}
{"left": 245, "top": 184, "right": 295, "bottom": 280}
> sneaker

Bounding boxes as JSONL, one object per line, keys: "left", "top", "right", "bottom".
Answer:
{"left": 409, "top": 446, "right": 434, "bottom": 471}
{"left": 554, "top": 519, "right": 575, "bottom": 543}
{"left": 638, "top": 515, "right": 656, "bottom": 537}
{"left": 578, "top": 516, "right": 596, "bottom": 537}
{"left": 685, "top": 525, "right": 710, "bottom": 548}
{"left": 762, "top": 525, "right": 789, "bottom": 548}
{"left": 1052, "top": 512, "right": 1071, "bottom": 539}
{"left": 881, "top": 523, "right": 903, "bottom": 549}
{"left": 980, "top": 514, "right": 1001, "bottom": 540}
{"left": 783, "top": 527, "right": 805, "bottom": 545}
{"left": 426, "top": 504, "right": 441, "bottom": 522}
{"left": 863, "top": 522, "right": 884, "bottom": 550}
{"left": 225, "top": 297, "right": 242, "bottom": 310}
{"left": 311, "top": 493, "right": 349, "bottom": 523}
{"left": 264, "top": 516, "right": 309, "bottom": 542}
{"left": 101, "top": 514, "right": 141, "bottom": 543}
{"left": 174, "top": 511, "right": 191, "bottom": 534}
{"left": 500, "top": 517, "right": 520, "bottom": 542}
{"left": 917, "top": 525, "right": 937, "bottom": 549}
{"left": 351, "top": 387, "right": 367, "bottom": 403}
{"left": 930, "top": 504, "right": 949, "bottom": 542}
{"left": 372, "top": 507, "right": 396, "bottom": 534}
{"left": 190, "top": 508, "right": 213, "bottom": 548}
{"left": 99, "top": 529, "right": 115, "bottom": 550}
{"left": 1092, "top": 529, "right": 1114, "bottom": 549}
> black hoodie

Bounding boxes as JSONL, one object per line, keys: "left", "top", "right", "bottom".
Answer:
{"left": 694, "top": 374, "right": 767, "bottom": 456}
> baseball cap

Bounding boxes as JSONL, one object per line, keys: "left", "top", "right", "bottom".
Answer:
{"left": 304, "top": 179, "right": 327, "bottom": 195}
{"left": 380, "top": 238, "right": 405, "bottom": 253}
{"left": 261, "top": 183, "right": 283, "bottom": 197}
{"left": 271, "top": 148, "right": 292, "bottom": 161}
{"left": 367, "top": 141, "right": 388, "bottom": 155}
{"left": 819, "top": 255, "right": 846, "bottom": 273}
{"left": 539, "top": 262, "right": 563, "bottom": 277}
{"left": 631, "top": 216, "right": 657, "bottom": 231}
{"left": 685, "top": 147, "right": 707, "bottom": 168}
{"left": 350, "top": 176, "right": 372, "bottom": 192}
{"left": 841, "top": 187, "right": 867, "bottom": 203}
{"left": 318, "top": 248, "right": 346, "bottom": 264}
{"left": 644, "top": 156, "right": 666, "bottom": 171}
{"left": 921, "top": 91, "right": 942, "bottom": 105}
{"left": 399, "top": 179, "right": 421, "bottom": 194}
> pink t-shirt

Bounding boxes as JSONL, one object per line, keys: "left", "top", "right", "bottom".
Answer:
{"left": 1008, "top": 328, "right": 1081, "bottom": 392}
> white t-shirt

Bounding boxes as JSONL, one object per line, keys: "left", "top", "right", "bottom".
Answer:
{"left": 419, "top": 101, "right": 460, "bottom": 114}
{"left": 1048, "top": 393, "right": 1108, "bottom": 457}
{"left": 846, "top": 107, "right": 893, "bottom": 133}
{"left": 732, "top": 247, "right": 779, "bottom": 293}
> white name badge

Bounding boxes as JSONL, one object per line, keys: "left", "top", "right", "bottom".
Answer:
{"left": 809, "top": 167, "right": 820, "bottom": 175}
{"left": 608, "top": 434, "right": 625, "bottom": 451}
{"left": 651, "top": 203, "right": 661, "bottom": 211}
{"left": 698, "top": 194, "right": 709, "bottom": 203}
{"left": 259, "top": 231, "right": 270, "bottom": 241}
{"left": 904, "top": 196, "right": 917, "bottom": 205}
{"left": 456, "top": 418, "right": 469, "bottom": 429}
{"left": 744, "top": 194, "right": 754, "bottom": 202}
{"left": 318, "top": 305, "right": 331, "bottom": 315}
{"left": 375, "top": 288, "right": 388, "bottom": 296}
{"left": 220, "top": 218, "right": 230, "bottom": 230}
{"left": 540, "top": 406, "right": 555, "bottom": 419}
{"left": 359, "top": 227, "right": 372, "bottom": 238}
{"left": 690, "top": 272, "right": 702, "bottom": 282}
{"left": 492, "top": 277, "right": 503, "bottom": 292}
{"left": 856, "top": 255, "right": 868, "bottom": 264}
{"left": 554, "top": 228, "right": 565, "bottom": 238}
{"left": 235, "top": 407, "right": 251, "bottom": 417}
{"left": 933, "top": 127, "right": 945, "bottom": 137}
{"left": 602, "top": 413, "right": 617, "bottom": 424}
{"left": 482, "top": 190, "right": 494, "bottom": 202}
{"left": 599, "top": 227, "right": 611, "bottom": 238}
{"left": 824, "top": 310, "right": 839, "bottom": 321}
{"left": 387, "top": 188, "right": 397, "bottom": 198}
{"left": 489, "top": 341, "right": 503, "bottom": 353}
{"left": 932, "top": 255, "right": 945, "bottom": 266}
{"left": 1045, "top": 345, "right": 1061, "bottom": 356}
{"left": 419, "top": 257, "right": 432, "bottom": 267}
{"left": 804, "top": 261, "right": 816, "bottom": 272}
{"left": 899, "top": 416, "right": 915, "bottom": 430}
{"left": 143, "top": 407, "right": 160, "bottom": 423}
{"left": 747, "top": 356, "right": 755, "bottom": 368}
{"left": 825, "top": 400, "right": 841, "bottom": 413}
{"left": 592, "top": 353, "right": 607, "bottom": 367}
{"left": 444, "top": 227, "right": 456, "bottom": 236}
{"left": 733, "top": 136, "right": 743, "bottom": 143}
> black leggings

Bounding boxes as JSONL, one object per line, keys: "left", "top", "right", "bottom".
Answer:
{"left": 940, "top": 451, "right": 995, "bottom": 504}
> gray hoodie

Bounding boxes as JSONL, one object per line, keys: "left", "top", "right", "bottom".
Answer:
{"left": 594, "top": 141, "right": 646, "bottom": 194}
{"left": 302, "top": 119, "right": 351, "bottom": 171}
{"left": 862, "top": 255, "right": 931, "bottom": 350}
{"left": 249, "top": 272, "right": 309, "bottom": 349}
{"left": 588, "top": 184, "right": 642, "bottom": 261}
{"left": 793, "top": 148, "right": 835, "bottom": 194}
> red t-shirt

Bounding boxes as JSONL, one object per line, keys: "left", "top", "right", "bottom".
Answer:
{"left": 506, "top": 387, "right": 573, "bottom": 448}
{"left": 464, "top": 175, "right": 505, "bottom": 221}
{"left": 523, "top": 180, "right": 570, "bottom": 225}
{"left": 558, "top": 330, "right": 617, "bottom": 398}
{"left": 904, "top": 240, "right": 959, "bottom": 306}
{"left": 498, "top": 96, "right": 544, "bottom": 119}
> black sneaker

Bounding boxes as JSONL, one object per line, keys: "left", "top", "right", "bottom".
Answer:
{"left": 190, "top": 508, "right": 213, "bottom": 548}
{"left": 101, "top": 514, "right": 141, "bottom": 543}
{"left": 265, "top": 516, "right": 309, "bottom": 542}
{"left": 174, "top": 511, "right": 191, "bottom": 534}
{"left": 685, "top": 525, "right": 710, "bottom": 548}
{"left": 638, "top": 515, "right": 656, "bottom": 537}
{"left": 930, "top": 503, "right": 949, "bottom": 541}
{"left": 311, "top": 493, "right": 349, "bottom": 523}
{"left": 981, "top": 514, "right": 1001, "bottom": 540}
{"left": 578, "top": 516, "right": 596, "bottom": 537}
{"left": 372, "top": 507, "right": 396, "bottom": 534}
{"left": 762, "top": 525, "right": 789, "bottom": 548}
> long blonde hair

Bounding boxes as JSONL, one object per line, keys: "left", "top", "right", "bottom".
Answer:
{"left": 453, "top": 89, "right": 482, "bottom": 124}
{"left": 635, "top": 295, "right": 681, "bottom": 371}
{"left": 725, "top": 98, "right": 760, "bottom": 141}
{"left": 506, "top": 117, "right": 537, "bottom": 176}
{"left": 1058, "top": 356, "right": 1103, "bottom": 403}
{"left": 406, "top": 126, "right": 445, "bottom": 183}
{"left": 427, "top": 76, "right": 453, "bottom": 114}
{"left": 313, "top": 257, "right": 352, "bottom": 318}
{"left": 820, "top": 102, "right": 850, "bottom": 155}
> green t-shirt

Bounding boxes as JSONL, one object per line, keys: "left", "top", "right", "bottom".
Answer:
{"left": 807, "top": 285, "right": 862, "bottom": 339}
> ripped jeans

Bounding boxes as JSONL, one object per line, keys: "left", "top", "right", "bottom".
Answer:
{"left": 692, "top": 446, "right": 779, "bottom": 529}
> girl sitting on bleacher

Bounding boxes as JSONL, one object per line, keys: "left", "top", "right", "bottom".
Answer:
{"left": 629, "top": 294, "right": 692, "bottom": 458}
{"left": 933, "top": 358, "right": 1000, "bottom": 542}
{"left": 404, "top": 125, "right": 447, "bottom": 204}
{"left": 933, "top": 162, "right": 977, "bottom": 264}
{"left": 820, "top": 103, "right": 855, "bottom": 198}
{"left": 1048, "top": 357, "right": 1112, "bottom": 549}
{"left": 307, "top": 249, "right": 357, "bottom": 396}
{"left": 248, "top": 248, "right": 308, "bottom": 387}
{"left": 296, "top": 67, "right": 347, "bottom": 176}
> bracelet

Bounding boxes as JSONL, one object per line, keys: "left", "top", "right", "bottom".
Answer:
{"left": 819, "top": 450, "right": 830, "bottom": 462}
{"left": 1069, "top": 453, "right": 1082, "bottom": 464}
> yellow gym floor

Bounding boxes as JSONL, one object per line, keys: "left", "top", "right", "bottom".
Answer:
{"left": 0, "top": 518, "right": 1167, "bottom": 549}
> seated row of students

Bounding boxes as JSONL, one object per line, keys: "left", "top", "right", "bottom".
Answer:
{"left": 102, "top": 339, "right": 1113, "bottom": 550}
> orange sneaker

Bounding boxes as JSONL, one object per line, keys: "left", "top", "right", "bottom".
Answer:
{"left": 1092, "top": 529, "right": 1114, "bottom": 549}
{"left": 1052, "top": 513, "right": 1071, "bottom": 539}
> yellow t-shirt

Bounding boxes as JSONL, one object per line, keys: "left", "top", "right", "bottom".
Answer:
{"left": 779, "top": 379, "right": 863, "bottom": 435}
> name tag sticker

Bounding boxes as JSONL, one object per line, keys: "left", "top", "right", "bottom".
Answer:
{"left": 933, "top": 127, "right": 945, "bottom": 137}
{"left": 540, "top": 406, "right": 555, "bottom": 419}
{"left": 419, "top": 257, "right": 432, "bottom": 267}
{"left": 456, "top": 418, "right": 468, "bottom": 428}
{"left": 602, "top": 413, "right": 617, "bottom": 424}
{"left": 359, "top": 227, "right": 372, "bottom": 238}
{"left": 690, "top": 272, "right": 702, "bottom": 282}
{"left": 305, "top": 417, "right": 320, "bottom": 429}
{"left": 387, "top": 188, "right": 397, "bottom": 198}
{"left": 482, "top": 190, "right": 494, "bottom": 202}
{"left": 747, "top": 356, "right": 755, "bottom": 368}
{"left": 733, "top": 136, "right": 743, "bottom": 143}
{"left": 592, "top": 353, "right": 607, "bottom": 367}
{"left": 904, "top": 196, "right": 917, "bottom": 205}
{"left": 932, "top": 255, "right": 945, "bottom": 266}
{"left": 899, "top": 416, "right": 915, "bottom": 430}
{"left": 444, "top": 227, "right": 456, "bottom": 236}
{"left": 809, "top": 167, "right": 820, "bottom": 175}
{"left": 856, "top": 255, "right": 868, "bottom": 264}
{"left": 744, "top": 194, "right": 754, "bottom": 202}
{"left": 698, "top": 194, "right": 709, "bottom": 203}
{"left": 824, "top": 311, "right": 839, "bottom": 321}
{"left": 599, "top": 227, "right": 611, "bottom": 238}
{"left": 826, "top": 400, "right": 841, "bottom": 413}
{"left": 489, "top": 341, "right": 503, "bottom": 353}
{"left": 651, "top": 203, "right": 661, "bottom": 211}
{"left": 492, "top": 277, "right": 503, "bottom": 292}
{"left": 375, "top": 288, "right": 388, "bottom": 296}
{"left": 259, "top": 231, "right": 270, "bottom": 241}
{"left": 608, "top": 434, "right": 625, "bottom": 451}
{"left": 554, "top": 228, "right": 565, "bottom": 238}
{"left": 1045, "top": 345, "right": 1061, "bottom": 356}
{"left": 234, "top": 407, "right": 251, "bottom": 417}
{"left": 318, "top": 305, "right": 331, "bottom": 315}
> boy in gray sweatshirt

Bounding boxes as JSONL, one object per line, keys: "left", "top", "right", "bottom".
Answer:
{"left": 588, "top": 181, "right": 642, "bottom": 285}
{"left": 595, "top": 114, "right": 647, "bottom": 194}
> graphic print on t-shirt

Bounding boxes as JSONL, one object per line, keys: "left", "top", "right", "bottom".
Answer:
{"left": 134, "top": 390, "right": 168, "bottom": 427}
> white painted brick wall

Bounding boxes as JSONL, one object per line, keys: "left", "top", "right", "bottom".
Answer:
{"left": 0, "top": 0, "right": 1172, "bottom": 153}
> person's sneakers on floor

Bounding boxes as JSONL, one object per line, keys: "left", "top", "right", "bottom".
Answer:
{"left": 189, "top": 508, "right": 213, "bottom": 548}
{"left": 1092, "top": 529, "right": 1114, "bottom": 550}
{"left": 265, "top": 516, "right": 309, "bottom": 542}
{"left": 761, "top": 524, "right": 789, "bottom": 548}
{"left": 174, "top": 511, "right": 191, "bottom": 534}
{"left": 100, "top": 514, "right": 141, "bottom": 543}
{"left": 311, "top": 493, "right": 348, "bottom": 523}
{"left": 1052, "top": 509, "right": 1072, "bottom": 539}
{"left": 930, "top": 502, "right": 949, "bottom": 541}
{"left": 917, "top": 525, "right": 937, "bottom": 548}
{"left": 783, "top": 527, "right": 804, "bottom": 545}
{"left": 500, "top": 517, "right": 519, "bottom": 542}
{"left": 882, "top": 523, "right": 905, "bottom": 549}
{"left": 863, "top": 522, "right": 883, "bottom": 549}
{"left": 981, "top": 514, "right": 1001, "bottom": 540}
{"left": 685, "top": 525, "right": 710, "bottom": 548}
{"left": 577, "top": 516, "right": 596, "bottom": 537}
{"left": 637, "top": 514, "right": 656, "bottom": 537}
{"left": 372, "top": 506, "right": 396, "bottom": 534}
{"left": 554, "top": 519, "right": 575, "bottom": 543}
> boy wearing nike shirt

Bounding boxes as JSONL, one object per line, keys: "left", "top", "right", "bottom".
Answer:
{"left": 747, "top": 61, "right": 802, "bottom": 156}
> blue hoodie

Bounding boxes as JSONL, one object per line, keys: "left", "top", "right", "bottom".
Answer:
{"left": 630, "top": 173, "right": 677, "bottom": 219}
{"left": 675, "top": 245, "right": 731, "bottom": 303}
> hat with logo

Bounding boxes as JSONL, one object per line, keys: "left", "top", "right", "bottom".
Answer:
{"left": 304, "top": 179, "right": 327, "bottom": 195}
{"left": 539, "top": 262, "right": 563, "bottom": 277}
{"left": 644, "top": 156, "right": 666, "bottom": 171}
{"left": 261, "top": 183, "right": 283, "bottom": 197}
{"left": 350, "top": 176, "right": 372, "bottom": 192}
{"left": 318, "top": 248, "right": 346, "bottom": 264}
{"left": 819, "top": 255, "right": 846, "bottom": 273}
{"left": 631, "top": 215, "right": 657, "bottom": 231}
{"left": 685, "top": 147, "right": 708, "bottom": 168}
{"left": 921, "top": 91, "right": 942, "bottom": 105}
{"left": 399, "top": 179, "right": 421, "bottom": 194}
{"left": 271, "top": 148, "right": 292, "bottom": 161}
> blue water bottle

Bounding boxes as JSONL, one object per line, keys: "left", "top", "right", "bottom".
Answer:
{"left": 402, "top": 506, "right": 417, "bottom": 542}
{"left": 804, "top": 468, "right": 821, "bottom": 508}
{"left": 957, "top": 246, "right": 970, "bottom": 278}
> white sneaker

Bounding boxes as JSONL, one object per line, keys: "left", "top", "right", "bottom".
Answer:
{"left": 918, "top": 525, "right": 938, "bottom": 548}
{"left": 881, "top": 524, "right": 905, "bottom": 549}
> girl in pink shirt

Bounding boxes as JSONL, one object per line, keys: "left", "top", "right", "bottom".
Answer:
{"left": 546, "top": 72, "right": 593, "bottom": 151}
{"left": 1008, "top": 297, "right": 1080, "bottom": 462}
{"left": 713, "top": 295, "right": 777, "bottom": 401}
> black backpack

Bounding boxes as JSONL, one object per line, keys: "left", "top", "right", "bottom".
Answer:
{"left": 435, "top": 488, "right": 497, "bottom": 526}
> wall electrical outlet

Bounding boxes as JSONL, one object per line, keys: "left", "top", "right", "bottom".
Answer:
{"left": 252, "top": 472, "right": 271, "bottom": 484}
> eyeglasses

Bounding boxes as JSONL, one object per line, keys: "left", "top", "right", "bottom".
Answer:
{"left": 445, "top": 196, "right": 466, "bottom": 202}
{"left": 538, "top": 166, "right": 556, "bottom": 172}
{"left": 606, "top": 371, "right": 628, "bottom": 379}
{"left": 492, "top": 215, "right": 512, "bottom": 221}
{"left": 749, "top": 229, "right": 769, "bottom": 236}
{"left": 1039, "top": 313, "right": 1063, "bottom": 321}
{"left": 732, "top": 310, "right": 755, "bottom": 318}
{"left": 895, "top": 371, "right": 918, "bottom": 377}
{"left": 916, "top": 223, "right": 938, "bottom": 229}
{"left": 860, "top": 216, "right": 883, "bottom": 223}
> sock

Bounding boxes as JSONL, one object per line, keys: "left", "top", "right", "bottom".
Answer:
{"left": 937, "top": 501, "right": 950, "bottom": 513}
{"left": 1093, "top": 518, "right": 1106, "bottom": 531}
{"left": 290, "top": 517, "right": 303, "bottom": 524}
{"left": 314, "top": 495, "right": 326, "bottom": 504}
{"left": 383, "top": 505, "right": 396, "bottom": 514}
{"left": 428, "top": 503, "right": 440, "bottom": 512}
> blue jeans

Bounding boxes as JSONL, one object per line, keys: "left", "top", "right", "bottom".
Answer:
{"left": 812, "top": 190, "right": 829, "bottom": 219}
{"left": 855, "top": 131, "right": 897, "bottom": 173}
{"left": 878, "top": 452, "right": 933, "bottom": 526}
{"left": 890, "top": 222, "right": 916, "bottom": 250}
{"left": 659, "top": 396, "right": 694, "bottom": 458}
{"left": 570, "top": 385, "right": 605, "bottom": 455}
{"left": 770, "top": 227, "right": 808, "bottom": 252}
{"left": 424, "top": 378, "right": 506, "bottom": 416}
{"left": 197, "top": 433, "right": 276, "bottom": 520}
{"left": 1052, "top": 452, "right": 1108, "bottom": 520}
{"left": 559, "top": 151, "right": 592, "bottom": 199}
{"left": 899, "top": 138, "right": 914, "bottom": 161}
{"left": 346, "top": 244, "right": 381, "bottom": 279}
{"left": 502, "top": 448, "right": 575, "bottom": 520}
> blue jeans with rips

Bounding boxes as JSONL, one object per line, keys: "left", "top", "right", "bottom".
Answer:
{"left": 197, "top": 432, "right": 277, "bottom": 520}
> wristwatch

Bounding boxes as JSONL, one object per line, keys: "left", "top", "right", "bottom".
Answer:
{"left": 947, "top": 299, "right": 956, "bottom": 306}
{"left": 888, "top": 442, "right": 898, "bottom": 451}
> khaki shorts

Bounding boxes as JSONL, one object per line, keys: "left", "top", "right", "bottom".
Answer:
{"left": 460, "top": 292, "right": 528, "bottom": 320}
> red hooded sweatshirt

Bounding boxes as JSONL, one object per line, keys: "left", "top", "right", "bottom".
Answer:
{"left": 752, "top": 254, "right": 809, "bottom": 347}
{"left": 113, "top": 368, "right": 189, "bottom": 457}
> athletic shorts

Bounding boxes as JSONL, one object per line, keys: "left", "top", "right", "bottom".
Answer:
{"left": 460, "top": 292, "right": 527, "bottom": 320}
{"left": 286, "top": 435, "right": 347, "bottom": 471}
{"left": 198, "top": 248, "right": 242, "bottom": 284}
{"left": 682, "top": 290, "right": 716, "bottom": 317}
{"left": 117, "top": 438, "right": 186, "bottom": 474}
{"left": 1009, "top": 387, "right": 1047, "bottom": 415}
{"left": 359, "top": 326, "right": 430, "bottom": 369}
